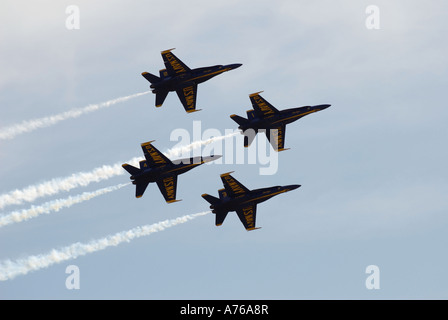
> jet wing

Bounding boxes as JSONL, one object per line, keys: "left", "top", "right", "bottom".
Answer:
{"left": 249, "top": 92, "right": 279, "bottom": 117}
{"left": 161, "top": 49, "right": 191, "bottom": 75}
{"left": 135, "top": 180, "right": 150, "bottom": 199}
{"left": 176, "top": 83, "right": 198, "bottom": 113}
{"left": 220, "top": 172, "right": 250, "bottom": 198}
{"left": 156, "top": 175, "right": 180, "bottom": 203}
{"left": 141, "top": 141, "right": 173, "bottom": 167}
{"left": 236, "top": 203, "right": 259, "bottom": 231}
{"left": 265, "top": 125, "right": 288, "bottom": 151}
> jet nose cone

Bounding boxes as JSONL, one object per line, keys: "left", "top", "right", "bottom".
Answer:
{"left": 287, "top": 184, "right": 301, "bottom": 191}
{"left": 320, "top": 104, "right": 331, "bottom": 110}
{"left": 204, "top": 154, "right": 222, "bottom": 162}
{"left": 226, "top": 63, "right": 242, "bottom": 70}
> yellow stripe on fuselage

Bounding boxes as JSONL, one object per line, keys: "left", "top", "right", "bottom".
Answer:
{"left": 164, "top": 161, "right": 202, "bottom": 174}
{"left": 187, "top": 68, "right": 229, "bottom": 82}
{"left": 271, "top": 110, "right": 316, "bottom": 125}
{"left": 241, "top": 189, "right": 287, "bottom": 204}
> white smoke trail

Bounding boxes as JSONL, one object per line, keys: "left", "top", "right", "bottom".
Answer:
{"left": 0, "top": 161, "right": 138, "bottom": 210}
{"left": 0, "top": 132, "right": 238, "bottom": 210}
{"left": 0, "top": 183, "right": 128, "bottom": 228}
{"left": 165, "top": 131, "right": 240, "bottom": 158}
{"left": 0, "top": 91, "right": 150, "bottom": 140}
{"left": 0, "top": 211, "right": 210, "bottom": 281}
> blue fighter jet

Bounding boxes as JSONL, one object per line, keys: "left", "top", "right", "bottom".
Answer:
{"left": 141, "top": 48, "right": 242, "bottom": 113}
{"left": 230, "top": 92, "right": 331, "bottom": 151}
{"left": 202, "top": 172, "right": 300, "bottom": 231}
{"left": 122, "top": 141, "right": 221, "bottom": 203}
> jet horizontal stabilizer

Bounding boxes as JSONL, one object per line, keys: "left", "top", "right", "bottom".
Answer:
{"left": 201, "top": 193, "right": 220, "bottom": 205}
{"left": 141, "top": 72, "right": 161, "bottom": 84}
{"left": 122, "top": 164, "right": 141, "bottom": 176}
{"left": 230, "top": 114, "right": 248, "bottom": 126}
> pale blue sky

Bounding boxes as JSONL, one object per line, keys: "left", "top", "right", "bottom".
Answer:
{"left": 1, "top": 0, "right": 447, "bottom": 299}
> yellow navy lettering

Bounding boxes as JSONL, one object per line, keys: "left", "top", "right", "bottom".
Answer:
{"left": 271, "top": 127, "right": 283, "bottom": 149}
{"left": 254, "top": 95, "right": 274, "bottom": 115}
{"left": 165, "top": 52, "right": 186, "bottom": 73}
{"left": 242, "top": 206, "right": 255, "bottom": 228}
{"left": 145, "top": 144, "right": 166, "bottom": 164}
{"left": 223, "top": 176, "right": 245, "bottom": 195}
{"left": 164, "top": 176, "right": 175, "bottom": 199}
{"left": 183, "top": 86, "right": 195, "bottom": 108}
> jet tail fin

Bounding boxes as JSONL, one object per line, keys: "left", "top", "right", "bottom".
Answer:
{"left": 122, "top": 163, "right": 141, "bottom": 176}
{"left": 141, "top": 72, "right": 161, "bottom": 84}
{"left": 215, "top": 210, "right": 229, "bottom": 227}
{"left": 230, "top": 114, "right": 248, "bottom": 126}
{"left": 155, "top": 90, "right": 169, "bottom": 107}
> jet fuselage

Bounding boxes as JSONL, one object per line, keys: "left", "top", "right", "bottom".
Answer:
{"left": 238, "top": 104, "right": 331, "bottom": 131}
{"left": 209, "top": 184, "right": 300, "bottom": 214}
{"left": 150, "top": 64, "right": 242, "bottom": 94}
{"left": 130, "top": 155, "right": 220, "bottom": 185}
